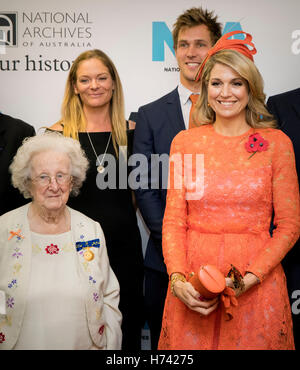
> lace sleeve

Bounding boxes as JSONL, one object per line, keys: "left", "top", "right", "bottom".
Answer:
{"left": 247, "top": 132, "right": 300, "bottom": 281}
{"left": 162, "top": 133, "right": 188, "bottom": 276}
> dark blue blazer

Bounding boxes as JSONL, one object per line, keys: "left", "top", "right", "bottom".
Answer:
{"left": 133, "top": 88, "right": 185, "bottom": 273}
{"left": 0, "top": 113, "right": 35, "bottom": 215}
{"left": 267, "top": 88, "right": 300, "bottom": 178}
{"left": 267, "top": 88, "right": 300, "bottom": 267}
{"left": 267, "top": 89, "right": 300, "bottom": 348}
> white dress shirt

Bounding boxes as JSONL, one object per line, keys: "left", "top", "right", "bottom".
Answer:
{"left": 177, "top": 82, "right": 200, "bottom": 129}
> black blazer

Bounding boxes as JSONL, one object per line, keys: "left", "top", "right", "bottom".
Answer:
{"left": 267, "top": 88, "right": 300, "bottom": 265}
{"left": 0, "top": 113, "right": 35, "bottom": 215}
{"left": 133, "top": 88, "right": 185, "bottom": 272}
{"left": 267, "top": 88, "right": 300, "bottom": 178}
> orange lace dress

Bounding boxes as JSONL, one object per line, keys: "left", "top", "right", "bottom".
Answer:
{"left": 159, "top": 124, "right": 300, "bottom": 350}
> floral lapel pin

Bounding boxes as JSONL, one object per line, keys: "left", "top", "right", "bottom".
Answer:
{"left": 245, "top": 133, "right": 269, "bottom": 159}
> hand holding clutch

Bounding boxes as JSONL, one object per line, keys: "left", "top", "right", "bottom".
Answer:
{"left": 170, "top": 272, "right": 219, "bottom": 315}
{"left": 188, "top": 264, "right": 226, "bottom": 299}
{"left": 188, "top": 264, "right": 238, "bottom": 320}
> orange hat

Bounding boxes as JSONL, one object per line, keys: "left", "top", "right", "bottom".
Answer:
{"left": 195, "top": 30, "right": 257, "bottom": 81}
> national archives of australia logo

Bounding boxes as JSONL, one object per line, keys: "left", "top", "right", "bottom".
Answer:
{"left": 0, "top": 12, "right": 17, "bottom": 47}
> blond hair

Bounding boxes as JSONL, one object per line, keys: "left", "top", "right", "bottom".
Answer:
{"left": 195, "top": 49, "right": 277, "bottom": 128}
{"left": 60, "top": 49, "right": 127, "bottom": 156}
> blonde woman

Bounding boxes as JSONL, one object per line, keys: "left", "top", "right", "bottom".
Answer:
{"left": 49, "top": 49, "right": 144, "bottom": 350}
{"left": 159, "top": 32, "right": 300, "bottom": 349}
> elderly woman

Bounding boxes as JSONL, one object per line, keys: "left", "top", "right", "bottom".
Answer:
{"left": 0, "top": 132, "right": 122, "bottom": 350}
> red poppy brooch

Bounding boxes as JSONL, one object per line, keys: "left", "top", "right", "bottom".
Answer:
{"left": 245, "top": 133, "right": 269, "bottom": 159}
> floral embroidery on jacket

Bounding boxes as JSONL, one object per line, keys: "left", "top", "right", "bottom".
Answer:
{"left": 13, "top": 263, "right": 22, "bottom": 276}
{"left": 0, "top": 332, "right": 5, "bottom": 343}
{"left": 12, "top": 248, "right": 23, "bottom": 259}
{"left": 61, "top": 243, "right": 73, "bottom": 253}
{"left": 98, "top": 325, "right": 104, "bottom": 335}
{"left": 89, "top": 276, "right": 96, "bottom": 285}
{"left": 45, "top": 244, "right": 59, "bottom": 255}
{"left": 32, "top": 244, "right": 42, "bottom": 255}
{"left": 6, "top": 296, "right": 15, "bottom": 309}
{"left": 8, "top": 229, "right": 24, "bottom": 241}
{"left": 8, "top": 279, "right": 18, "bottom": 289}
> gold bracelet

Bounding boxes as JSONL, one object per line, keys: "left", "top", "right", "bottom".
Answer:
{"left": 227, "top": 264, "right": 245, "bottom": 292}
{"left": 170, "top": 273, "right": 186, "bottom": 297}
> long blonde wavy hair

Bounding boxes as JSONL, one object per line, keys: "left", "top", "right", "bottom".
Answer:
{"left": 194, "top": 49, "right": 277, "bottom": 129}
{"left": 59, "top": 49, "right": 127, "bottom": 155}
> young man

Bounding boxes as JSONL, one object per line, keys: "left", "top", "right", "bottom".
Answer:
{"left": 0, "top": 112, "right": 35, "bottom": 215}
{"left": 133, "top": 7, "right": 222, "bottom": 349}
{"left": 267, "top": 88, "right": 300, "bottom": 349}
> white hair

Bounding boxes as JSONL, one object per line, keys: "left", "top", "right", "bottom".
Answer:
{"left": 10, "top": 131, "right": 89, "bottom": 199}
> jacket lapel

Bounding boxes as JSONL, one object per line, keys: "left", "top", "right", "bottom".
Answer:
{"left": 0, "top": 125, "right": 6, "bottom": 156}
{"left": 291, "top": 101, "right": 300, "bottom": 122}
{"left": 165, "top": 87, "right": 186, "bottom": 136}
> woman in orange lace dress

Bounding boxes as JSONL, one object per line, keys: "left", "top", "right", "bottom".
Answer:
{"left": 158, "top": 32, "right": 300, "bottom": 350}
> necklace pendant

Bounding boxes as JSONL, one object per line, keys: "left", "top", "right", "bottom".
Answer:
{"left": 97, "top": 165, "right": 105, "bottom": 173}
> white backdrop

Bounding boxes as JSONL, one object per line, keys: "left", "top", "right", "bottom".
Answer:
{"left": 1, "top": 0, "right": 300, "bottom": 252}
{"left": 1, "top": 0, "right": 300, "bottom": 127}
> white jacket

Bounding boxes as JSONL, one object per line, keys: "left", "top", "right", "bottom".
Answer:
{"left": 0, "top": 203, "right": 122, "bottom": 350}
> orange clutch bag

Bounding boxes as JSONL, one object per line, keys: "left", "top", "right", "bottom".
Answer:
{"left": 188, "top": 264, "right": 226, "bottom": 299}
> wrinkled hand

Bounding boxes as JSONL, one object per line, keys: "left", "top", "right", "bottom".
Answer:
{"left": 173, "top": 281, "right": 219, "bottom": 316}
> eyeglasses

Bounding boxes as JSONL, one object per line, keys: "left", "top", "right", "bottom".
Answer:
{"left": 31, "top": 173, "right": 72, "bottom": 187}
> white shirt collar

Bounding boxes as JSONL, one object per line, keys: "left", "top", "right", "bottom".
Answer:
{"left": 177, "top": 82, "right": 199, "bottom": 105}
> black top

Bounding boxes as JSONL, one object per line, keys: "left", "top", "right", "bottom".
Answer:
{"left": 0, "top": 113, "right": 35, "bottom": 215}
{"left": 48, "top": 126, "right": 144, "bottom": 348}
{"left": 67, "top": 129, "right": 143, "bottom": 273}
{"left": 67, "top": 129, "right": 144, "bottom": 349}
